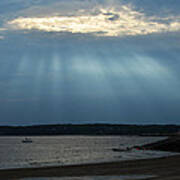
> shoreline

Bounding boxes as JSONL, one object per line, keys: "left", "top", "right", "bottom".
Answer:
{"left": 0, "top": 154, "right": 180, "bottom": 180}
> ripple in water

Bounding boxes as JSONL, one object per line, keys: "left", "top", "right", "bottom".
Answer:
{"left": 21, "top": 175, "right": 156, "bottom": 180}
{"left": 0, "top": 136, "right": 174, "bottom": 169}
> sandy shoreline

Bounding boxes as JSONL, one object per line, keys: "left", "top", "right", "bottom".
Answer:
{"left": 0, "top": 155, "right": 179, "bottom": 180}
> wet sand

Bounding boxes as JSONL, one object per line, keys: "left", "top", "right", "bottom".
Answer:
{"left": 0, "top": 155, "right": 180, "bottom": 180}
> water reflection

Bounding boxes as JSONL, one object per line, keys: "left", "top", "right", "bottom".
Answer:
{"left": 21, "top": 175, "right": 156, "bottom": 180}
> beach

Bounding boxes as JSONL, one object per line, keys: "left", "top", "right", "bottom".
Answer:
{"left": 0, "top": 154, "right": 180, "bottom": 180}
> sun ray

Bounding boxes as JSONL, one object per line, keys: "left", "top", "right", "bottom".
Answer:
{"left": 5, "top": 55, "right": 30, "bottom": 97}
{"left": 49, "top": 53, "right": 62, "bottom": 95}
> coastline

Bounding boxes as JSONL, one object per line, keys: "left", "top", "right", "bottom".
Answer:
{"left": 0, "top": 154, "right": 180, "bottom": 180}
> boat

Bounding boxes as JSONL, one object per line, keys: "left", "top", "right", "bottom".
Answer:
{"left": 22, "top": 138, "right": 33, "bottom": 143}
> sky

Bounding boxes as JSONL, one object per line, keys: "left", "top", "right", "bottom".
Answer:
{"left": 0, "top": 0, "right": 180, "bottom": 125}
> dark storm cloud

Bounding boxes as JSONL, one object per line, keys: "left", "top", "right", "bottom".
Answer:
{"left": 103, "top": 12, "right": 119, "bottom": 21}
{"left": 0, "top": 0, "right": 180, "bottom": 125}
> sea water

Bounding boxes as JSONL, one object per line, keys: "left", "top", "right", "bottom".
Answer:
{"left": 21, "top": 175, "right": 156, "bottom": 180}
{"left": 0, "top": 136, "right": 175, "bottom": 169}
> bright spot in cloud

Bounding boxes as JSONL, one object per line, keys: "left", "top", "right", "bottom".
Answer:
{"left": 0, "top": 28, "right": 6, "bottom": 31}
{"left": 0, "top": 28, "right": 6, "bottom": 39}
{"left": 7, "top": 5, "right": 180, "bottom": 37}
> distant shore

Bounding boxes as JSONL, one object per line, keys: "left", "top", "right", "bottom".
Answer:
{"left": 0, "top": 124, "right": 179, "bottom": 136}
{"left": 0, "top": 154, "right": 180, "bottom": 180}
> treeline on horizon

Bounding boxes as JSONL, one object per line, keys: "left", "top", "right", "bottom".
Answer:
{"left": 0, "top": 124, "right": 179, "bottom": 136}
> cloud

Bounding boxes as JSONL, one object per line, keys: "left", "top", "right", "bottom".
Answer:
{"left": 0, "top": 28, "right": 6, "bottom": 31}
{"left": 0, "top": 28, "right": 6, "bottom": 39}
{"left": 6, "top": 5, "right": 180, "bottom": 37}
{"left": 0, "top": 97, "right": 39, "bottom": 103}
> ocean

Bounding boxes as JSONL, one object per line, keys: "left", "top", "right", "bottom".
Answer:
{"left": 21, "top": 175, "right": 156, "bottom": 180}
{"left": 0, "top": 136, "right": 174, "bottom": 170}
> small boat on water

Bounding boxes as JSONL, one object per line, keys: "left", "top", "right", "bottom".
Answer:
{"left": 22, "top": 138, "right": 33, "bottom": 143}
